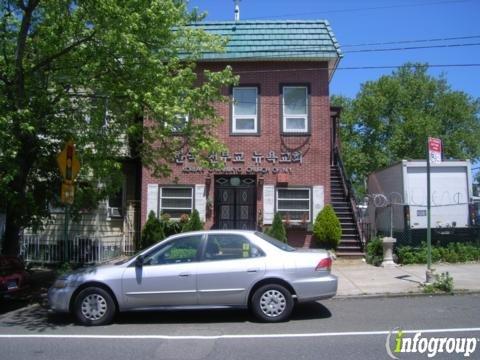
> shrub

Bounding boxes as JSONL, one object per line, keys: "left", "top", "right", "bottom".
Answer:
{"left": 160, "top": 213, "right": 183, "bottom": 237}
{"left": 396, "top": 242, "right": 480, "bottom": 265}
{"left": 182, "top": 209, "right": 203, "bottom": 232}
{"left": 366, "top": 237, "right": 383, "bottom": 266}
{"left": 424, "top": 272, "right": 454, "bottom": 294}
{"left": 313, "top": 205, "right": 342, "bottom": 249}
{"left": 140, "top": 211, "right": 165, "bottom": 250}
{"left": 265, "top": 212, "right": 287, "bottom": 243}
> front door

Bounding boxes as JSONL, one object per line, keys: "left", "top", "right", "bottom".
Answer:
{"left": 197, "top": 233, "right": 266, "bottom": 306}
{"left": 121, "top": 234, "right": 202, "bottom": 309}
{"left": 215, "top": 176, "right": 256, "bottom": 230}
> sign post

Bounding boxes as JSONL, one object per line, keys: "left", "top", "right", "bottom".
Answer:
{"left": 426, "top": 137, "right": 442, "bottom": 283}
{"left": 57, "top": 140, "right": 80, "bottom": 261}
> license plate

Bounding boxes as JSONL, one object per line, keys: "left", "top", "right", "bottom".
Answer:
{"left": 7, "top": 281, "right": 18, "bottom": 290}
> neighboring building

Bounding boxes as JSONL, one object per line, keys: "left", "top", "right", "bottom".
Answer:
{"left": 21, "top": 155, "right": 140, "bottom": 264}
{"left": 141, "top": 21, "right": 363, "bottom": 255}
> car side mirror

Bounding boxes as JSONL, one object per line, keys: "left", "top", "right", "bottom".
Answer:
{"left": 135, "top": 255, "right": 144, "bottom": 267}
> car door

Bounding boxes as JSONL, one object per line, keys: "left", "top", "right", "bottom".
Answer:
{"left": 121, "top": 234, "right": 203, "bottom": 309}
{"left": 196, "top": 233, "right": 266, "bottom": 306}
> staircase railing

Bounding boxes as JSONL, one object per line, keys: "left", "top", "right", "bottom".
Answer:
{"left": 333, "top": 146, "right": 366, "bottom": 250}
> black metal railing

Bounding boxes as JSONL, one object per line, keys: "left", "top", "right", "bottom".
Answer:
{"left": 333, "top": 146, "right": 367, "bottom": 249}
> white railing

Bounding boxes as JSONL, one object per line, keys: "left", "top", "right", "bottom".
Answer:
{"left": 20, "top": 234, "right": 125, "bottom": 264}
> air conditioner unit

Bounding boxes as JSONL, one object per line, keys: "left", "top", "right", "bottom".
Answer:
{"left": 108, "top": 207, "right": 123, "bottom": 218}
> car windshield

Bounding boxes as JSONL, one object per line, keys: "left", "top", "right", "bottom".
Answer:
{"left": 255, "top": 232, "right": 296, "bottom": 252}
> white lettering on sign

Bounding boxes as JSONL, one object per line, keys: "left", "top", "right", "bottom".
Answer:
{"left": 428, "top": 137, "right": 442, "bottom": 164}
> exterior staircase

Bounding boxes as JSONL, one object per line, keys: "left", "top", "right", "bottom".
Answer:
{"left": 330, "top": 165, "right": 364, "bottom": 258}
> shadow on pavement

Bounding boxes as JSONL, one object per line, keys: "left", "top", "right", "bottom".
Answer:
{"left": 116, "top": 302, "right": 332, "bottom": 325}
{"left": 0, "top": 305, "right": 74, "bottom": 332}
{"left": 395, "top": 274, "right": 422, "bottom": 285}
{"left": 0, "top": 301, "right": 331, "bottom": 330}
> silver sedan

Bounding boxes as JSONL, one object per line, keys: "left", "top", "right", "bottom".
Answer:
{"left": 48, "top": 230, "right": 337, "bottom": 325}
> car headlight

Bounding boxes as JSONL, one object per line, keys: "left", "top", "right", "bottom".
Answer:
{"left": 52, "top": 278, "right": 70, "bottom": 288}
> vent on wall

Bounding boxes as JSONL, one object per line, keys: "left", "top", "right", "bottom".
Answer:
{"left": 108, "top": 207, "right": 123, "bottom": 218}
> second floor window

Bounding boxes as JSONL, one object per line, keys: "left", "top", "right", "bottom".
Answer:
{"left": 171, "top": 114, "right": 189, "bottom": 133}
{"left": 232, "top": 87, "right": 258, "bottom": 134}
{"left": 282, "top": 86, "right": 308, "bottom": 133}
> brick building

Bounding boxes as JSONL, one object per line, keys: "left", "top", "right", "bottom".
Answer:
{"left": 141, "top": 21, "right": 361, "bottom": 252}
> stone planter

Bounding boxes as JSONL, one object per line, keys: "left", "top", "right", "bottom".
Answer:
{"left": 381, "top": 236, "right": 397, "bottom": 267}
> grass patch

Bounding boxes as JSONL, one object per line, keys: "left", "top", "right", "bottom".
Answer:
{"left": 423, "top": 272, "right": 454, "bottom": 294}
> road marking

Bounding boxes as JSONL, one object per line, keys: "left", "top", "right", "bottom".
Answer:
{"left": 0, "top": 328, "right": 480, "bottom": 340}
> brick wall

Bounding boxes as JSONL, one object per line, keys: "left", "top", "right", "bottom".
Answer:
{"left": 141, "top": 61, "right": 332, "bottom": 230}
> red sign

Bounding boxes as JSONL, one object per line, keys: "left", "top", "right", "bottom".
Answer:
{"left": 428, "top": 137, "right": 442, "bottom": 163}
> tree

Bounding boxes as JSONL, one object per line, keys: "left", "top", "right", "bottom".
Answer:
{"left": 182, "top": 209, "right": 203, "bottom": 232}
{"left": 0, "top": 1, "right": 236, "bottom": 255}
{"left": 265, "top": 212, "right": 287, "bottom": 243}
{"left": 332, "top": 63, "right": 480, "bottom": 195}
{"left": 140, "top": 211, "right": 165, "bottom": 250}
{"left": 313, "top": 205, "right": 341, "bottom": 249}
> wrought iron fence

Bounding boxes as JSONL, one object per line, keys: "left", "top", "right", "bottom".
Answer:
{"left": 20, "top": 234, "right": 124, "bottom": 264}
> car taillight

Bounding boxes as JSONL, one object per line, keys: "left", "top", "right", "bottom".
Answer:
{"left": 315, "top": 257, "right": 332, "bottom": 271}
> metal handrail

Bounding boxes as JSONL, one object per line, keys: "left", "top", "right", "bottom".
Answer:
{"left": 333, "top": 146, "right": 366, "bottom": 249}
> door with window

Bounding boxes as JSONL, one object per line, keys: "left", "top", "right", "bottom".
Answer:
{"left": 215, "top": 176, "right": 256, "bottom": 230}
{"left": 121, "top": 234, "right": 203, "bottom": 308}
{"left": 196, "top": 233, "right": 266, "bottom": 305}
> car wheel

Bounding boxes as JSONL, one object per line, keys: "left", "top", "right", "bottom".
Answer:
{"left": 251, "top": 284, "right": 293, "bottom": 322}
{"left": 73, "top": 287, "right": 116, "bottom": 326}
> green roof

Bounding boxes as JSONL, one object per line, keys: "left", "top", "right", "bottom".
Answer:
{"left": 190, "top": 20, "right": 342, "bottom": 62}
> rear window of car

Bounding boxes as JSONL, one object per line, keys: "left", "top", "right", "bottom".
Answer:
{"left": 255, "top": 232, "right": 296, "bottom": 252}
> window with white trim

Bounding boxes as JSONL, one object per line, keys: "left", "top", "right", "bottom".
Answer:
{"left": 232, "top": 87, "right": 258, "bottom": 134}
{"left": 159, "top": 187, "right": 193, "bottom": 219}
{"left": 282, "top": 86, "right": 308, "bottom": 133}
{"left": 276, "top": 188, "right": 311, "bottom": 222}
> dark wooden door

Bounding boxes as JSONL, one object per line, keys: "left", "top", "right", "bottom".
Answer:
{"left": 215, "top": 177, "right": 256, "bottom": 230}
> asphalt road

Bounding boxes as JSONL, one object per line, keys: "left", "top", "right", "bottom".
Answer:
{"left": 0, "top": 294, "right": 479, "bottom": 360}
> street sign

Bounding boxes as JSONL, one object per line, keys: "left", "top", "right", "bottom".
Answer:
{"left": 428, "top": 137, "right": 442, "bottom": 164}
{"left": 57, "top": 140, "right": 80, "bottom": 183}
{"left": 61, "top": 181, "right": 75, "bottom": 205}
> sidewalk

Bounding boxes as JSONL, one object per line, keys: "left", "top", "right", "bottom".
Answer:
{"left": 332, "top": 259, "right": 480, "bottom": 297}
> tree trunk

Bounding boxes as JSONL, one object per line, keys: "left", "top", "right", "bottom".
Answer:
{"left": 1, "top": 142, "right": 35, "bottom": 256}
{"left": 2, "top": 215, "right": 21, "bottom": 256}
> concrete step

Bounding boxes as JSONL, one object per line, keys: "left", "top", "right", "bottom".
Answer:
{"left": 341, "top": 229, "right": 358, "bottom": 235}
{"left": 338, "top": 243, "right": 362, "bottom": 250}
{"left": 339, "top": 238, "right": 362, "bottom": 245}
{"left": 335, "top": 251, "right": 364, "bottom": 259}
{"left": 340, "top": 221, "right": 356, "bottom": 226}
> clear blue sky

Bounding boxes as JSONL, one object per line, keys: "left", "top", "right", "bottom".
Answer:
{"left": 188, "top": 0, "right": 480, "bottom": 101}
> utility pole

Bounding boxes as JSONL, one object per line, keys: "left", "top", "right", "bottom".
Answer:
{"left": 426, "top": 137, "right": 442, "bottom": 283}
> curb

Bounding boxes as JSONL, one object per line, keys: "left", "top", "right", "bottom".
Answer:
{"left": 332, "top": 289, "right": 480, "bottom": 300}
